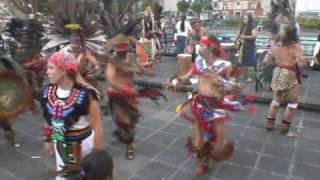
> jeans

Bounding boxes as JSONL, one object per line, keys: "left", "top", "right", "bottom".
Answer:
{"left": 175, "top": 36, "right": 187, "bottom": 55}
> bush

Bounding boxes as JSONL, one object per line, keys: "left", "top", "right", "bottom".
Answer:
{"left": 297, "top": 17, "right": 320, "bottom": 30}
{"left": 220, "top": 18, "right": 242, "bottom": 26}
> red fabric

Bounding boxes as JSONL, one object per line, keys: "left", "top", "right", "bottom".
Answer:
{"left": 32, "top": 60, "right": 47, "bottom": 71}
{"left": 48, "top": 51, "right": 78, "bottom": 73}
{"left": 107, "top": 89, "right": 135, "bottom": 98}
{"left": 191, "top": 64, "right": 199, "bottom": 74}
{"left": 42, "top": 127, "right": 52, "bottom": 136}
{"left": 114, "top": 43, "right": 130, "bottom": 52}
{"left": 199, "top": 38, "right": 228, "bottom": 59}
{"left": 244, "top": 93, "right": 258, "bottom": 103}
{"left": 277, "top": 64, "right": 296, "bottom": 72}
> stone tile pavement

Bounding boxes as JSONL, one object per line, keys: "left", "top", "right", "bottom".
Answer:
{"left": 0, "top": 89, "right": 320, "bottom": 180}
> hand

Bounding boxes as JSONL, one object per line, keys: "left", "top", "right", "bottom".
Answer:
{"left": 43, "top": 142, "right": 54, "bottom": 157}
{"left": 164, "top": 77, "right": 181, "bottom": 91}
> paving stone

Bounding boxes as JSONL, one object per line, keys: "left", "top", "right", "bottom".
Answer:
{"left": 170, "top": 137, "right": 189, "bottom": 152}
{"left": 8, "top": 158, "right": 53, "bottom": 180}
{"left": 263, "top": 142, "right": 295, "bottom": 160}
{"left": 236, "top": 136, "right": 264, "bottom": 152}
{"left": 229, "top": 114, "right": 253, "bottom": 126}
{"left": 0, "top": 168, "right": 17, "bottom": 180}
{"left": 292, "top": 163, "right": 320, "bottom": 180}
{"left": 161, "top": 123, "right": 190, "bottom": 136}
{"left": 268, "top": 133, "right": 296, "bottom": 146}
{"left": 151, "top": 111, "right": 178, "bottom": 122}
{"left": 135, "top": 127, "right": 154, "bottom": 140}
{"left": 298, "top": 127, "right": 320, "bottom": 140}
{"left": 139, "top": 119, "right": 168, "bottom": 130}
{"left": 114, "top": 154, "right": 149, "bottom": 174}
{"left": 258, "top": 155, "right": 290, "bottom": 176}
{"left": 250, "top": 170, "right": 289, "bottom": 180}
{"left": 296, "top": 137, "right": 320, "bottom": 151}
{"left": 129, "top": 175, "right": 148, "bottom": 180}
{"left": 302, "top": 111, "right": 319, "bottom": 121}
{"left": 137, "top": 161, "right": 177, "bottom": 180}
{"left": 135, "top": 141, "right": 165, "bottom": 158}
{"left": 145, "top": 131, "right": 178, "bottom": 147}
{"left": 225, "top": 124, "right": 245, "bottom": 140}
{"left": 242, "top": 127, "right": 269, "bottom": 142}
{"left": 155, "top": 147, "right": 188, "bottom": 167}
{"left": 116, "top": 170, "right": 131, "bottom": 180}
{"left": 302, "top": 119, "right": 320, "bottom": 130}
{"left": 294, "top": 149, "right": 320, "bottom": 166}
{"left": 228, "top": 149, "right": 259, "bottom": 167}
{"left": 215, "top": 162, "right": 252, "bottom": 180}
{"left": 169, "top": 170, "right": 216, "bottom": 180}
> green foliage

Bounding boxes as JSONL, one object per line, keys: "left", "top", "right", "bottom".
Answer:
{"left": 204, "top": 3, "right": 213, "bottom": 12}
{"left": 297, "top": 16, "right": 320, "bottom": 30}
{"left": 220, "top": 18, "right": 242, "bottom": 27}
{"left": 176, "top": 0, "right": 190, "bottom": 14}
{"left": 190, "top": 0, "right": 203, "bottom": 16}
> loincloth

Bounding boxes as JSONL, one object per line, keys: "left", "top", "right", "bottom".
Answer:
{"left": 271, "top": 65, "right": 298, "bottom": 91}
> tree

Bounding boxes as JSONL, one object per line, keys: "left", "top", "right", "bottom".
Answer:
{"left": 176, "top": 0, "right": 189, "bottom": 15}
{"left": 190, "top": 0, "right": 203, "bottom": 18}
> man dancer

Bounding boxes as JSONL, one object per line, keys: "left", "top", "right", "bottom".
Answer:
{"left": 263, "top": 24, "right": 307, "bottom": 135}
{"left": 105, "top": 34, "right": 165, "bottom": 160}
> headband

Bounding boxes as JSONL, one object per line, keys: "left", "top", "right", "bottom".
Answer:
{"left": 199, "top": 38, "right": 227, "bottom": 58}
{"left": 48, "top": 50, "right": 79, "bottom": 73}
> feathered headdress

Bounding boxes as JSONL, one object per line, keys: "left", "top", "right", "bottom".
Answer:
{"left": 266, "top": 0, "right": 296, "bottom": 38}
{"left": 100, "top": 0, "right": 142, "bottom": 38}
{"left": 43, "top": 0, "right": 105, "bottom": 53}
{"left": 4, "top": 17, "right": 44, "bottom": 63}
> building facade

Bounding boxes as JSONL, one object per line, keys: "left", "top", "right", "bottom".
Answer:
{"left": 212, "top": 0, "right": 267, "bottom": 18}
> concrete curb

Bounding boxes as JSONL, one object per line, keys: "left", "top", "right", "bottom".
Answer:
{"left": 134, "top": 80, "right": 320, "bottom": 112}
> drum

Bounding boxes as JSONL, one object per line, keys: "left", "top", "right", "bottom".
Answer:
{"left": 136, "top": 39, "right": 154, "bottom": 66}
{"left": 177, "top": 54, "right": 192, "bottom": 77}
{"left": 0, "top": 57, "right": 32, "bottom": 120}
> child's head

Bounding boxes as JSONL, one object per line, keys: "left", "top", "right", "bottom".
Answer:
{"left": 81, "top": 149, "right": 114, "bottom": 180}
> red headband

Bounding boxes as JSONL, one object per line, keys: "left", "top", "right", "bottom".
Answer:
{"left": 48, "top": 50, "right": 79, "bottom": 73}
{"left": 199, "top": 38, "right": 227, "bottom": 59}
{"left": 114, "top": 43, "right": 130, "bottom": 52}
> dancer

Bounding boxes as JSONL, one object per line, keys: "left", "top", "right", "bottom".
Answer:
{"left": 263, "top": 25, "right": 306, "bottom": 134}
{"left": 188, "top": 19, "right": 207, "bottom": 62}
{"left": 263, "top": 0, "right": 307, "bottom": 135}
{"left": 41, "top": 50, "right": 104, "bottom": 171}
{"left": 64, "top": 34, "right": 100, "bottom": 88}
{"left": 167, "top": 35, "right": 249, "bottom": 175}
{"left": 105, "top": 34, "right": 165, "bottom": 160}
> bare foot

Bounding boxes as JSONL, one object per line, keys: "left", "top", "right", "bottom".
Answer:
{"left": 194, "top": 166, "right": 208, "bottom": 176}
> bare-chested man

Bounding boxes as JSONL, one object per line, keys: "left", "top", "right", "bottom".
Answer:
{"left": 65, "top": 35, "right": 100, "bottom": 88}
{"left": 263, "top": 25, "right": 307, "bottom": 135}
{"left": 105, "top": 34, "right": 164, "bottom": 160}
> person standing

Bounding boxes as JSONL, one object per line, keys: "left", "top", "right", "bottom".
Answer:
{"left": 263, "top": 24, "right": 307, "bottom": 135}
{"left": 174, "top": 15, "right": 192, "bottom": 55}
{"left": 238, "top": 13, "right": 257, "bottom": 82}
{"left": 42, "top": 50, "right": 104, "bottom": 171}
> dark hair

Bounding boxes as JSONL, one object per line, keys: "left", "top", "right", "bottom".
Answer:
{"left": 180, "top": 15, "right": 186, "bottom": 32}
{"left": 240, "top": 14, "right": 254, "bottom": 35}
{"left": 277, "top": 25, "right": 299, "bottom": 46}
{"left": 81, "top": 150, "right": 114, "bottom": 180}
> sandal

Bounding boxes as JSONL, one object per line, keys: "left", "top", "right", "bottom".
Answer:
{"left": 278, "top": 120, "right": 291, "bottom": 135}
{"left": 264, "top": 117, "right": 276, "bottom": 131}
{"left": 126, "top": 144, "right": 134, "bottom": 160}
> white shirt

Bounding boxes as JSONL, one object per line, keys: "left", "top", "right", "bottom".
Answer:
{"left": 174, "top": 20, "right": 192, "bottom": 38}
